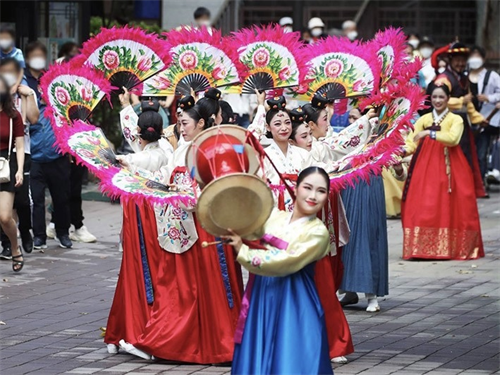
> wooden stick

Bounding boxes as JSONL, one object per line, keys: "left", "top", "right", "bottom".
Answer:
{"left": 201, "top": 240, "right": 229, "bottom": 248}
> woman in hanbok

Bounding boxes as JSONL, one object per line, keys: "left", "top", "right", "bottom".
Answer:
{"left": 104, "top": 88, "right": 171, "bottom": 352}
{"left": 338, "top": 109, "right": 389, "bottom": 313}
{"left": 402, "top": 82, "right": 484, "bottom": 260}
{"left": 248, "top": 95, "right": 313, "bottom": 211}
{"left": 119, "top": 92, "right": 244, "bottom": 364}
{"left": 224, "top": 167, "right": 334, "bottom": 375}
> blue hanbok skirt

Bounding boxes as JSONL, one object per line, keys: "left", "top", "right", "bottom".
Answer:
{"left": 340, "top": 174, "right": 389, "bottom": 296}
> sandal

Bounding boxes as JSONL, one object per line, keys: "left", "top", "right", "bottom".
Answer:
{"left": 12, "top": 248, "right": 24, "bottom": 272}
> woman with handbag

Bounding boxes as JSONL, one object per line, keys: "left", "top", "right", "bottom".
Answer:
{"left": 0, "top": 75, "right": 25, "bottom": 272}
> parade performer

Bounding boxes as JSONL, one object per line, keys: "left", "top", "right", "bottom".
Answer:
{"left": 225, "top": 167, "right": 333, "bottom": 375}
{"left": 431, "top": 42, "right": 486, "bottom": 197}
{"left": 402, "top": 82, "right": 484, "bottom": 260}
{"left": 104, "top": 87, "right": 171, "bottom": 352}
{"left": 118, "top": 95, "right": 244, "bottom": 364}
{"left": 289, "top": 106, "right": 353, "bottom": 362}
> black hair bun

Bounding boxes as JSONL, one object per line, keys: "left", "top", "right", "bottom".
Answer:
{"left": 140, "top": 97, "right": 160, "bottom": 112}
{"left": 311, "top": 93, "right": 329, "bottom": 110}
{"left": 204, "top": 87, "right": 222, "bottom": 101}
{"left": 289, "top": 107, "right": 309, "bottom": 123}
{"left": 177, "top": 95, "right": 195, "bottom": 111}
{"left": 266, "top": 96, "right": 286, "bottom": 110}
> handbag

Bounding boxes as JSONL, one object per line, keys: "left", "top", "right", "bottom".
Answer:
{"left": 0, "top": 118, "right": 13, "bottom": 183}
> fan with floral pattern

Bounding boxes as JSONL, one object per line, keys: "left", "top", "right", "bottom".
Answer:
{"left": 142, "top": 27, "right": 242, "bottom": 96}
{"left": 291, "top": 36, "right": 381, "bottom": 114}
{"left": 73, "top": 26, "right": 171, "bottom": 94}
{"left": 371, "top": 28, "right": 407, "bottom": 87}
{"left": 231, "top": 25, "right": 309, "bottom": 94}
{"left": 40, "top": 63, "right": 111, "bottom": 132}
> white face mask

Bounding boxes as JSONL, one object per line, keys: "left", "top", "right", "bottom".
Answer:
{"left": 283, "top": 26, "right": 293, "bottom": 33}
{"left": 438, "top": 67, "right": 446, "bottom": 74}
{"left": 347, "top": 31, "right": 358, "bottom": 41}
{"left": 420, "top": 47, "right": 433, "bottom": 59}
{"left": 198, "top": 20, "right": 211, "bottom": 27}
{"left": 0, "top": 39, "right": 13, "bottom": 50}
{"left": 2, "top": 72, "right": 17, "bottom": 88}
{"left": 29, "top": 57, "right": 46, "bottom": 70}
{"left": 311, "top": 27, "right": 323, "bottom": 37}
{"left": 408, "top": 39, "right": 419, "bottom": 49}
{"left": 468, "top": 57, "right": 484, "bottom": 70}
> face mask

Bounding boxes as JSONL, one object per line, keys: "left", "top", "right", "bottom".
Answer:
{"left": 198, "top": 20, "right": 211, "bottom": 27}
{"left": 408, "top": 39, "right": 419, "bottom": 49}
{"left": 420, "top": 47, "right": 433, "bottom": 59}
{"left": 0, "top": 39, "right": 13, "bottom": 50}
{"left": 468, "top": 57, "right": 483, "bottom": 70}
{"left": 283, "top": 26, "right": 293, "bottom": 33}
{"left": 2, "top": 73, "right": 17, "bottom": 88}
{"left": 29, "top": 57, "right": 46, "bottom": 70}
{"left": 347, "top": 31, "right": 358, "bottom": 41}
{"left": 311, "top": 28, "right": 323, "bottom": 37}
{"left": 438, "top": 67, "right": 446, "bottom": 74}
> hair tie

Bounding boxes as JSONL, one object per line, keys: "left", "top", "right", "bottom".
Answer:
{"left": 147, "top": 127, "right": 155, "bottom": 132}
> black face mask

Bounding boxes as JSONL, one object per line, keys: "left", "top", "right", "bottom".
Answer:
{"left": 0, "top": 92, "right": 8, "bottom": 105}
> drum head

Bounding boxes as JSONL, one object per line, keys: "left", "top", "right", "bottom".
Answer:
{"left": 186, "top": 125, "right": 260, "bottom": 184}
{"left": 196, "top": 173, "right": 274, "bottom": 238}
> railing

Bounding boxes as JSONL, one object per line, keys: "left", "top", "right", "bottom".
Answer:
{"left": 214, "top": 0, "right": 241, "bottom": 34}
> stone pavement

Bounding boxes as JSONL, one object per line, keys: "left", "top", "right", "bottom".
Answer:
{"left": 0, "top": 190, "right": 499, "bottom": 375}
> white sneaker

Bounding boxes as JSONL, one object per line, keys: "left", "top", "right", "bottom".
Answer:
{"left": 366, "top": 294, "right": 380, "bottom": 312}
{"left": 107, "top": 344, "right": 118, "bottom": 354}
{"left": 46, "top": 223, "right": 56, "bottom": 239}
{"left": 331, "top": 356, "right": 348, "bottom": 364}
{"left": 118, "top": 339, "right": 151, "bottom": 360}
{"left": 70, "top": 226, "right": 97, "bottom": 243}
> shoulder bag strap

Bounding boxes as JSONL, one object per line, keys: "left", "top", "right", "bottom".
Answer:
{"left": 8, "top": 118, "right": 13, "bottom": 161}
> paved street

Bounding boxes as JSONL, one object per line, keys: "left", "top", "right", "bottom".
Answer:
{"left": 1, "top": 188, "right": 499, "bottom": 375}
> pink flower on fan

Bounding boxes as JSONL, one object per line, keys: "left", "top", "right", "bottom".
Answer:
{"left": 353, "top": 80, "right": 367, "bottom": 92}
{"left": 168, "top": 227, "right": 181, "bottom": 240}
{"left": 251, "top": 256, "right": 262, "bottom": 267}
{"left": 324, "top": 59, "right": 343, "bottom": 78}
{"left": 86, "top": 136, "right": 101, "bottom": 145}
{"left": 103, "top": 50, "right": 120, "bottom": 70}
{"left": 179, "top": 50, "right": 198, "bottom": 70}
{"left": 154, "top": 76, "right": 170, "bottom": 90}
{"left": 55, "top": 87, "right": 70, "bottom": 106}
{"left": 212, "top": 65, "right": 227, "bottom": 80}
{"left": 252, "top": 47, "right": 270, "bottom": 68}
{"left": 137, "top": 56, "right": 153, "bottom": 72}
{"left": 77, "top": 148, "right": 96, "bottom": 160}
{"left": 278, "top": 66, "right": 291, "bottom": 81}
{"left": 81, "top": 86, "right": 93, "bottom": 102}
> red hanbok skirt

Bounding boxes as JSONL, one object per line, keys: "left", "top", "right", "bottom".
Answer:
{"left": 134, "top": 213, "right": 243, "bottom": 364}
{"left": 105, "top": 200, "right": 162, "bottom": 345}
{"left": 402, "top": 138, "right": 484, "bottom": 260}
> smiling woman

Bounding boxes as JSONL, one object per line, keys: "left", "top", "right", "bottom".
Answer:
{"left": 223, "top": 167, "right": 333, "bottom": 375}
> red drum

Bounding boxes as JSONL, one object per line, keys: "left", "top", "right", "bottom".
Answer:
{"left": 186, "top": 125, "right": 273, "bottom": 238}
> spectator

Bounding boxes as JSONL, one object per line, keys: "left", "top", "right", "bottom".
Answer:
{"left": 24, "top": 41, "right": 47, "bottom": 100}
{"left": 308, "top": 17, "right": 327, "bottom": 44}
{"left": 407, "top": 33, "right": 420, "bottom": 50}
{"left": 55, "top": 41, "right": 79, "bottom": 64}
{"left": 30, "top": 77, "right": 72, "bottom": 250}
{"left": 0, "top": 58, "right": 39, "bottom": 255}
{"left": 418, "top": 36, "right": 436, "bottom": 88}
{"left": 341, "top": 20, "right": 358, "bottom": 41}
{"left": 0, "top": 26, "right": 25, "bottom": 94}
{"left": 468, "top": 45, "right": 500, "bottom": 178}
{"left": 193, "top": 7, "right": 211, "bottom": 28}
{"left": 301, "top": 28, "right": 312, "bottom": 44}
{"left": 279, "top": 17, "right": 294, "bottom": 33}
{"left": 0, "top": 75, "right": 25, "bottom": 270}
